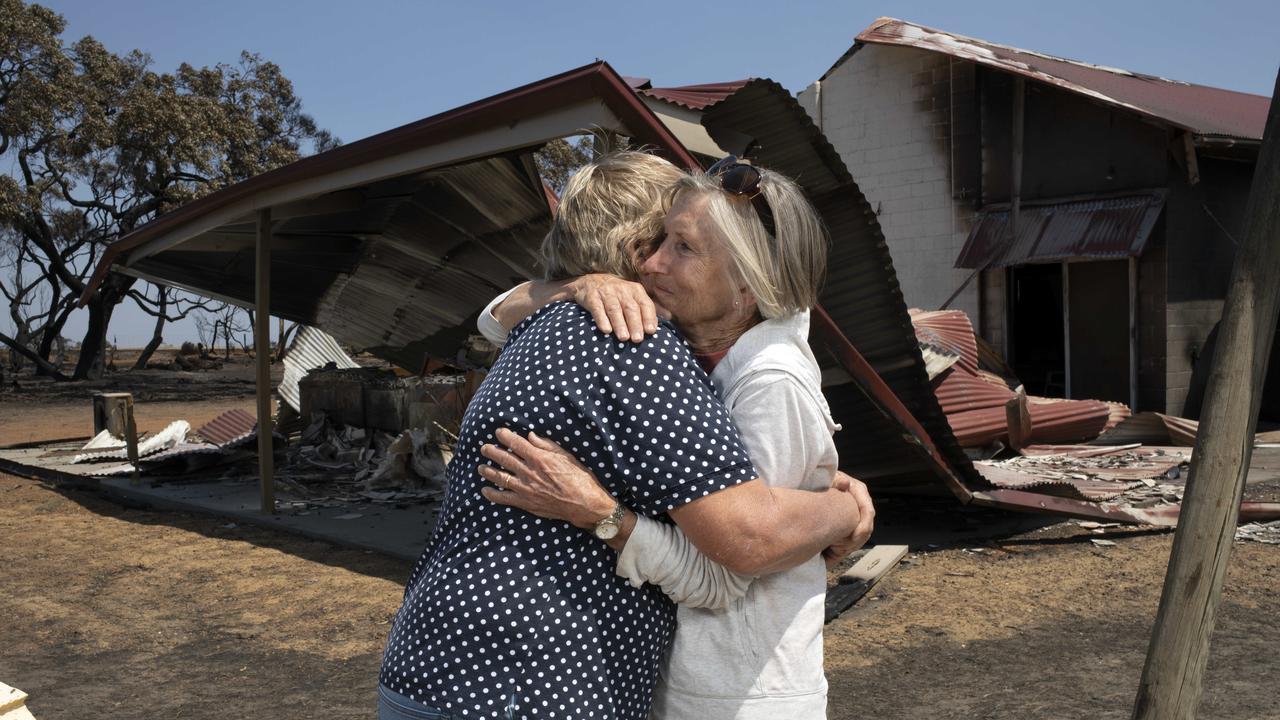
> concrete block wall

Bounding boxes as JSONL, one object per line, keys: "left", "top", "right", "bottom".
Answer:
{"left": 799, "top": 44, "right": 980, "bottom": 326}
{"left": 1165, "top": 299, "right": 1223, "bottom": 414}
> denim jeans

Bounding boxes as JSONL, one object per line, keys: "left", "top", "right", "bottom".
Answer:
{"left": 378, "top": 685, "right": 454, "bottom": 720}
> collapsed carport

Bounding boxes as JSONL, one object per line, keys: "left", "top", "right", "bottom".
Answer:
{"left": 82, "top": 61, "right": 1280, "bottom": 526}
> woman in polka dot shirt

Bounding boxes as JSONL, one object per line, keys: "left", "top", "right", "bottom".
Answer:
{"left": 475, "top": 156, "right": 875, "bottom": 719}
{"left": 377, "top": 152, "right": 868, "bottom": 720}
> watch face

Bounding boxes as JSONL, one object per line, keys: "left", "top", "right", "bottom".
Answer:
{"left": 595, "top": 522, "right": 620, "bottom": 540}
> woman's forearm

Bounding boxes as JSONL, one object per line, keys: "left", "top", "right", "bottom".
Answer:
{"left": 755, "top": 485, "right": 858, "bottom": 574}
{"left": 670, "top": 480, "right": 859, "bottom": 576}
{"left": 490, "top": 280, "right": 574, "bottom": 332}
{"left": 615, "top": 514, "right": 752, "bottom": 609}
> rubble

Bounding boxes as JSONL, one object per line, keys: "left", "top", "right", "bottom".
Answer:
{"left": 911, "top": 310, "right": 1130, "bottom": 449}
{"left": 1235, "top": 521, "right": 1280, "bottom": 545}
{"left": 288, "top": 412, "right": 448, "bottom": 495}
{"left": 63, "top": 412, "right": 276, "bottom": 478}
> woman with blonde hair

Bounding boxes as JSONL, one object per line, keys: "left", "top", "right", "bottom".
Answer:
{"left": 377, "top": 151, "right": 868, "bottom": 720}
{"left": 477, "top": 154, "right": 874, "bottom": 719}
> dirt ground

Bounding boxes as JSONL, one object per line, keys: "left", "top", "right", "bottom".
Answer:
{"left": 1, "top": 367, "right": 1277, "bottom": 719}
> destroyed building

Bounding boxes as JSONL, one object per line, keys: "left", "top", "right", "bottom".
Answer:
{"left": 68, "top": 59, "right": 1280, "bottom": 528}
{"left": 795, "top": 17, "right": 1270, "bottom": 416}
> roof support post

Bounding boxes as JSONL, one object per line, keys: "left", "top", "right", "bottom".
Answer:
{"left": 1062, "top": 262, "right": 1072, "bottom": 399}
{"left": 1010, "top": 77, "right": 1025, "bottom": 241}
{"left": 1129, "top": 257, "right": 1139, "bottom": 410}
{"left": 1132, "top": 69, "right": 1280, "bottom": 720}
{"left": 255, "top": 208, "right": 275, "bottom": 514}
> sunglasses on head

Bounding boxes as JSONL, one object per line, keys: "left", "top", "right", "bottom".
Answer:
{"left": 707, "top": 156, "right": 777, "bottom": 239}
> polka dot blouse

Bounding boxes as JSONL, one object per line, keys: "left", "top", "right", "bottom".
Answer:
{"left": 379, "top": 302, "right": 758, "bottom": 719}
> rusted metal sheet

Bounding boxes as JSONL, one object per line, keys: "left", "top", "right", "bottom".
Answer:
{"left": 971, "top": 489, "right": 1280, "bottom": 526}
{"left": 193, "top": 409, "right": 259, "bottom": 448}
{"left": 955, "top": 193, "right": 1166, "bottom": 269}
{"left": 974, "top": 463, "right": 1144, "bottom": 501}
{"left": 1092, "top": 411, "right": 1201, "bottom": 446}
{"left": 911, "top": 310, "right": 980, "bottom": 374}
{"left": 640, "top": 80, "right": 750, "bottom": 111}
{"left": 849, "top": 17, "right": 1270, "bottom": 142}
{"left": 945, "top": 397, "right": 1119, "bottom": 447}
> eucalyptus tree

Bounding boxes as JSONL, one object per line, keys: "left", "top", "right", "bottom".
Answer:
{"left": 0, "top": 0, "right": 336, "bottom": 379}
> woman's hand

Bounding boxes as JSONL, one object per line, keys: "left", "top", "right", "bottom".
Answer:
{"left": 823, "top": 471, "right": 875, "bottom": 568}
{"left": 568, "top": 274, "right": 666, "bottom": 343}
{"left": 478, "top": 428, "right": 618, "bottom": 529}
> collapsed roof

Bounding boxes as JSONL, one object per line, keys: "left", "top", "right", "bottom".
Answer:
{"left": 85, "top": 61, "right": 1279, "bottom": 526}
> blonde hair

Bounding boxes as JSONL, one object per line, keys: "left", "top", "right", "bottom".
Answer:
{"left": 541, "top": 151, "right": 685, "bottom": 281}
{"left": 670, "top": 167, "right": 828, "bottom": 318}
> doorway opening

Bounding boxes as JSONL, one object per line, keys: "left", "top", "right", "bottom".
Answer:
{"left": 1008, "top": 264, "right": 1064, "bottom": 396}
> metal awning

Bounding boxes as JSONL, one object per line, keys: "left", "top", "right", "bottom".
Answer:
{"left": 954, "top": 192, "right": 1166, "bottom": 269}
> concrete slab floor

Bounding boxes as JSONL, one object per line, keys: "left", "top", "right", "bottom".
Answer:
{"left": 0, "top": 443, "right": 436, "bottom": 562}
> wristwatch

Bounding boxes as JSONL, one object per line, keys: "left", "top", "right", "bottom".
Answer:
{"left": 592, "top": 502, "right": 625, "bottom": 540}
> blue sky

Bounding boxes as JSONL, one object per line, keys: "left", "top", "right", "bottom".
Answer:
{"left": 17, "top": 0, "right": 1280, "bottom": 346}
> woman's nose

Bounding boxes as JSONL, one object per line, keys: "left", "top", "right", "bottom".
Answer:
{"left": 642, "top": 243, "right": 667, "bottom": 274}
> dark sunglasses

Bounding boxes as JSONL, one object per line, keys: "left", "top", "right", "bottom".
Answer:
{"left": 706, "top": 156, "right": 777, "bottom": 239}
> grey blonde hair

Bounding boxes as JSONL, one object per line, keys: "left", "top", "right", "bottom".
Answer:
{"left": 541, "top": 151, "right": 685, "bottom": 281}
{"left": 670, "top": 166, "right": 828, "bottom": 318}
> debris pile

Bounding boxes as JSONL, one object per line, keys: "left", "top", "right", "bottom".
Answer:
{"left": 287, "top": 412, "right": 449, "bottom": 495}
{"left": 975, "top": 444, "right": 1189, "bottom": 502}
{"left": 68, "top": 409, "right": 278, "bottom": 477}
{"left": 1236, "top": 521, "right": 1280, "bottom": 544}
{"left": 910, "top": 309, "right": 1129, "bottom": 449}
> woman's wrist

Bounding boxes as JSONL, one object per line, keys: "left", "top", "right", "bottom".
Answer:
{"left": 577, "top": 492, "right": 624, "bottom": 529}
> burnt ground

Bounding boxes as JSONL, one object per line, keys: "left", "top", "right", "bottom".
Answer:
{"left": 1, "top": 363, "right": 1277, "bottom": 719}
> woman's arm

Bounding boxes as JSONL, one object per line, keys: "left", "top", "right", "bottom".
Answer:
{"left": 477, "top": 275, "right": 661, "bottom": 346}
{"left": 479, "top": 428, "right": 864, "bottom": 577}
{"left": 478, "top": 432, "right": 751, "bottom": 608}
{"left": 616, "top": 515, "right": 753, "bottom": 609}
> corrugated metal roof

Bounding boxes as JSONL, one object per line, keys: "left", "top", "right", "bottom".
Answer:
{"left": 955, "top": 192, "right": 1165, "bottom": 269}
{"left": 911, "top": 310, "right": 980, "bottom": 374}
{"left": 85, "top": 62, "right": 701, "bottom": 371}
{"left": 72, "top": 421, "right": 190, "bottom": 463}
{"left": 845, "top": 17, "right": 1270, "bottom": 141}
{"left": 193, "top": 409, "right": 259, "bottom": 447}
{"left": 279, "top": 325, "right": 361, "bottom": 412}
{"left": 641, "top": 81, "right": 751, "bottom": 111}
{"left": 1092, "top": 411, "right": 1201, "bottom": 446}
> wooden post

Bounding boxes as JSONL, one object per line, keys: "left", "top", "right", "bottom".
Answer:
{"left": 1132, "top": 69, "right": 1280, "bottom": 720}
{"left": 1005, "top": 386, "right": 1032, "bottom": 452}
{"left": 123, "top": 395, "right": 140, "bottom": 486}
{"left": 1010, "top": 77, "right": 1025, "bottom": 240}
{"left": 255, "top": 208, "right": 275, "bottom": 514}
{"left": 1129, "top": 257, "right": 1139, "bottom": 411}
{"left": 1062, "top": 263, "right": 1072, "bottom": 398}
